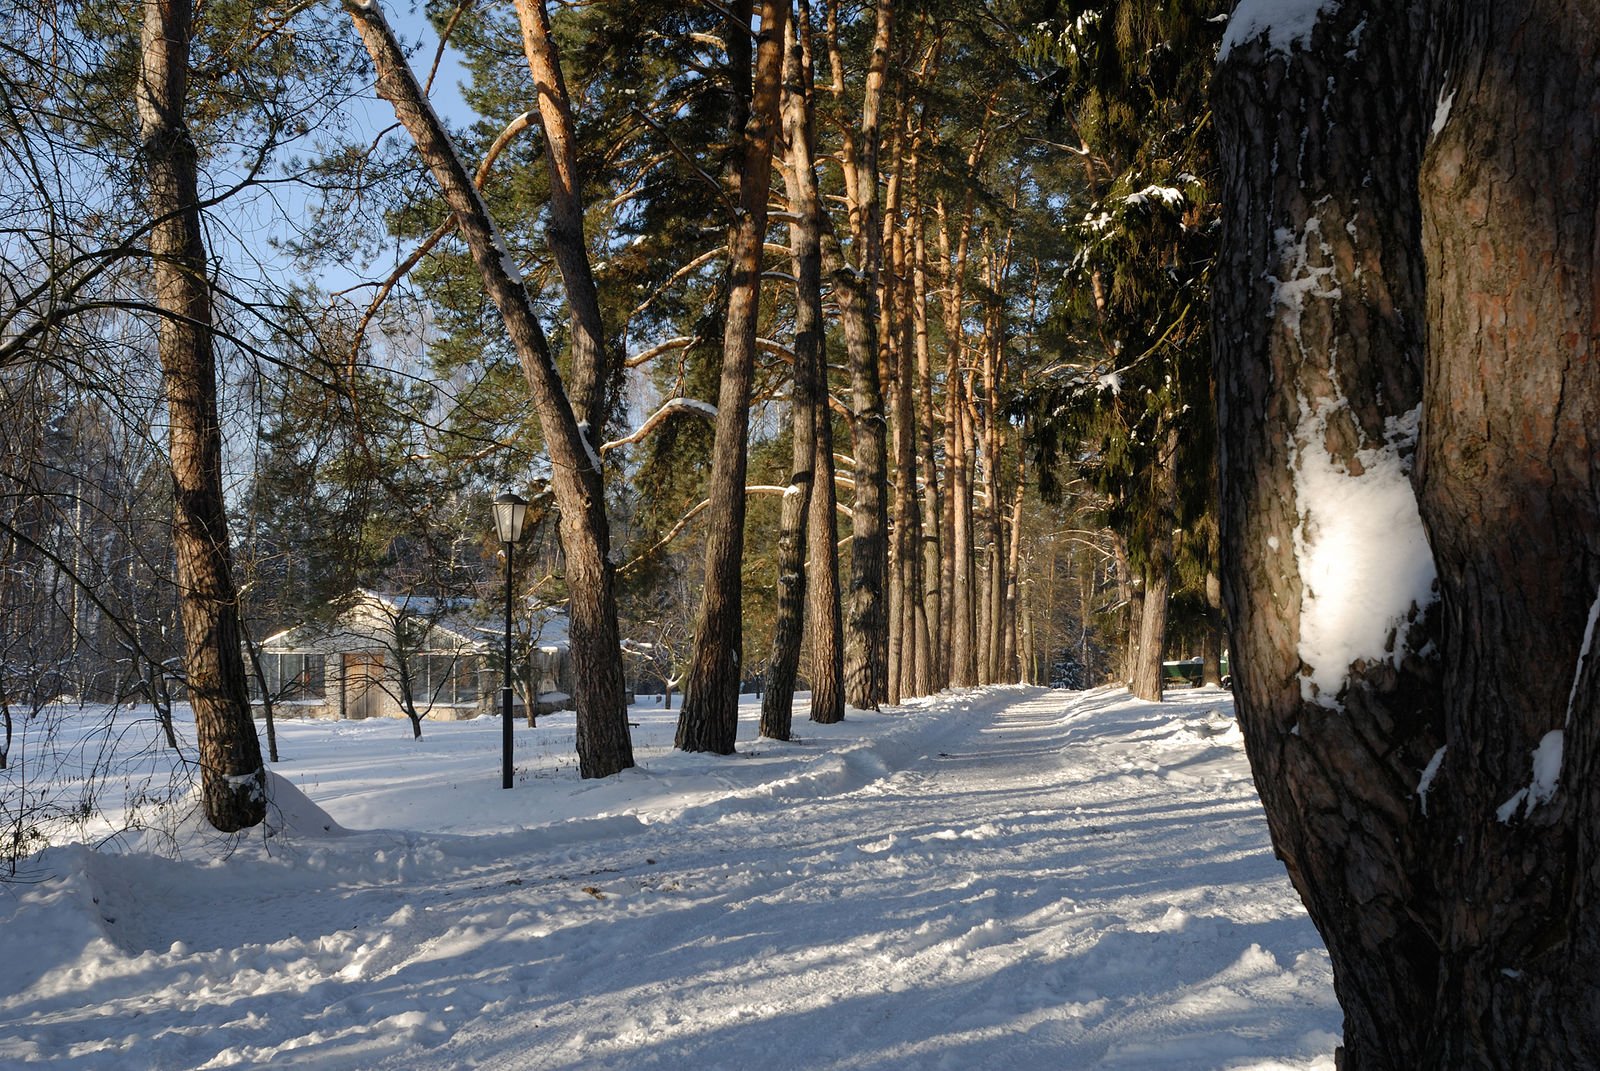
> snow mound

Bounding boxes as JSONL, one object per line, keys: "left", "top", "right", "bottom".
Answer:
{"left": 123, "top": 770, "right": 347, "bottom": 859}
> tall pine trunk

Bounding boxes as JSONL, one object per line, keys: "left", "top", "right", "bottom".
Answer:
{"left": 797, "top": 8, "right": 845, "bottom": 728}
{"left": 909, "top": 162, "right": 942, "bottom": 693}
{"left": 805, "top": 360, "right": 845, "bottom": 726}
{"left": 510, "top": 0, "right": 634, "bottom": 776}
{"left": 837, "top": 0, "right": 893, "bottom": 711}
{"left": 761, "top": 9, "right": 824, "bottom": 741}
{"left": 138, "top": 0, "right": 265, "bottom": 832}
{"left": 947, "top": 376, "right": 976, "bottom": 687}
{"left": 511, "top": 0, "right": 609, "bottom": 432}
{"left": 344, "top": 0, "right": 633, "bottom": 778}
{"left": 676, "top": 0, "right": 788, "bottom": 753}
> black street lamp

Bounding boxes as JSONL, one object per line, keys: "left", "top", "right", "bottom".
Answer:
{"left": 493, "top": 490, "right": 529, "bottom": 789}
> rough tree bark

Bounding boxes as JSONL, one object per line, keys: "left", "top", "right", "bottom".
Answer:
{"left": 137, "top": 0, "right": 266, "bottom": 832}
{"left": 805, "top": 344, "right": 846, "bottom": 724}
{"left": 511, "top": 0, "right": 610, "bottom": 433}
{"left": 1127, "top": 424, "right": 1178, "bottom": 703}
{"left": 1416, "top": 1, "right": 1600, "bottom": 1062}
{"left": 795, "top": 1, "right": 845, "bottom": 727}
{"left": 1216, "top": 0, "right": 1600, "bottom": 1064}
{"left": 760, "top": 8, "right": 824, "bottom": 742}
{"left": 676, "top": 0, "right": 788, "bottom": 753}
{"left": 344, "top": 0, "right": 633, "bottom": 778}
{"left": 838, "top": 0, "right": 893, "bottom": 711}
{"left": 508, "top": 0, "right": 634, "bottom": 774}
{"left": 909, "top": 146, "right": 942, "bottom": 692}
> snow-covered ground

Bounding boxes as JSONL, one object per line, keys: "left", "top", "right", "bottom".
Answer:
{"left": 0, "top": 686, "right": 1340, "bottom": 1069}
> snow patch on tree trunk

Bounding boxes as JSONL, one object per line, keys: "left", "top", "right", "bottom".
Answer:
{"left": 1291, "top": 400, "right": 1436, "bottom": 707}
{"left": 1416, "top": 746, "right": 1446, "bottom": 816}
{"left": 1220, "top": 0, "right": 1341, "bottom": 61}
{"left": 1268, "top": 217, "right": 1437, "bottom": 708}
{"left": 1567, "top": 588, "right": 1600, "bottom": 724}
{"left": 1496, "top": 730, "right": 1565, "bottom": 822}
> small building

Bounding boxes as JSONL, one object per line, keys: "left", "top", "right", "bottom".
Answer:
{"left": 252, "top": 590, "right": 575, "bottom": 721}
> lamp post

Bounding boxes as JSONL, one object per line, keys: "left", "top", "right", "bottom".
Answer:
{"left": 493, "top": 491, "right": 529, "bottom": 789}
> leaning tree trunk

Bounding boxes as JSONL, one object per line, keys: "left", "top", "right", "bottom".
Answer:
{"left": 676, "top": 0, "right": 788, "bottom": 753}
{"left": 511, "top": 0, "right": 610, "bottom": 433}
{"left": 137, "top": 0, "right": 265, "bottom": 832}
{"left": 760, "top": 10, "right": 823, "bottom": 742}
{"left": 344, "top": 0, "right": 633, "bottom": 778}
{"left": 1214, "top": 0, "right": 1600, "bottom": 1063}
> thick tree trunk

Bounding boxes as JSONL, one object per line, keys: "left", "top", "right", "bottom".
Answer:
{"left": 1215, "top": 7, "right": 1445, "bottom": 1053}
{"left": 1415, "top": 2, "right": 1600, "bottom": 1062}
{"left": 1127, "top": 560, "right": 1170, "bottom": 703}
{"left": 676, "top": 0, "right": 788, "bottom": 753}
{"left": 137, "top": 0, "right": 265, "bottom": 833}
{"left": 344, "top": 0, "right": 633, "bottom": 778}
{"left": 760, "top": 11, "right": 823, "bottom": 742}
{"left": 1213, "top": 0, "right": 1600, "bottom": 1063}
{"left": 819, "top": 227, "right": 888, "bottom": 709}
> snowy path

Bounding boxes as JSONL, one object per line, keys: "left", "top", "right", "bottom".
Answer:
{"left": 0, "top": 687, "right": 1339, "bottom": 1069}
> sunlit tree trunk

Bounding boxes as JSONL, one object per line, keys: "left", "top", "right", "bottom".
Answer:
{"left": 909, "top": 157, "right": 941, "bottom": 693}
{"left": 511, "top": 0, "right": 610, "bottom": 433}
{"left": 344, "top": 0, "right": 633, "bottom": 778}
{"left": 138, "top": 0, "right": 265, "bottom": 832}
{"left": 838, "top": 0, "right": 894, "bottom": 711}
{"left": 1003, "top": 469, "right": 1024, "bottom": 681}
{"left": 802, "top": 0, "right": 845, "bottom": 725}
{"left": 805, "top": 361, "right": 845, "bottom": 724}
{"left": 677, "top": 0, "right": 788, "bottom": 753}
{"left": 761, "top": 8, "right": 824, "bottom": 741}
{"left": 1216, "top": 0, "right": 1600, "bottom": 1062}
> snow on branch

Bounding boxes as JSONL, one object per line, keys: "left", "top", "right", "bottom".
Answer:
{"left": 625, "top": 246, "right": 725, "bottom": 332}
{"left": 599, "top": 397, "right": 717, "bottom": 455}
{"left": 625, "top": 336, "right": 695, "bottom": 369}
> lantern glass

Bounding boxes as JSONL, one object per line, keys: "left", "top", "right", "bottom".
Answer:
{"left": 493, "top": 491, "right": 529, "bottom": 545}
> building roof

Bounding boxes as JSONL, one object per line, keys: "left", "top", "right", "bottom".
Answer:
{"left": 261, "top": 589, "right": 570, "bottom": 655}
